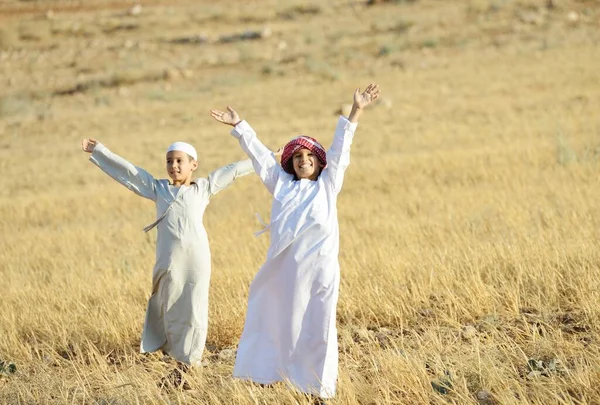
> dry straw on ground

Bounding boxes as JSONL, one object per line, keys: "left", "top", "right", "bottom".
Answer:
{"left": 1, "top": 0, "right": 599, "bottom": 403}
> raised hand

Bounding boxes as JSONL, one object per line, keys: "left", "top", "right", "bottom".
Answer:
{"left": 352, "top": 83, "right": 380, "bottom": 110}
{"left": 81, "top": 138, "right": 98, "bottom": 153}
{"left": 210, "top": 106, "right": 241, "bottom": 126}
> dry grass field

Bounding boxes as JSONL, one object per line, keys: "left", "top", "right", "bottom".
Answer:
{"left": 1, "top": 0, "right": 599, "bottom": 403}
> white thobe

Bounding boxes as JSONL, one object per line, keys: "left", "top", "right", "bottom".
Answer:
{"left": 230, "top": 116, "right": 357, "bottom": 398}
{"left": 90, "top": 144, "right": 253, "bottom": 365}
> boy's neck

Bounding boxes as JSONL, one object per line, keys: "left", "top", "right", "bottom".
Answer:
{"left": 294, "top": 176, "right": 319, "bottom": 182}
{"left": 171, "top": 178, "right": 194, "bottom": 187}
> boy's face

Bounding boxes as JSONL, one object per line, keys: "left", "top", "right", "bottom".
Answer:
{"left": 166, "top": 150, "right": 197, "bottom": 184}
{"left": 292, "top": 148, "right": 323, "bottom": 181}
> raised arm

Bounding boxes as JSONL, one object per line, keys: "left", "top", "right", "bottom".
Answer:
{"left": 210, "top": 107, "right": 281, "bottom": 195}
{"left": 82, "top": 139, "right": 157, "bottom": 201}
{"left": 205, "top": 159, "right": 254, "bottom": 197}
{"left": 325, "top": 84, "right": 380, "bottom": 193}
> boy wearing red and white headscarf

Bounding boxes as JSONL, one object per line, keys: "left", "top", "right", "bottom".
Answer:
{"left": 211, "top": 84, "right": 380, "bottom": 400}
{"left": 279, "top": 135, "right": 327, "bottom": 181}
{"left": 80, "top": 139, "right": 253, "bottom": 371}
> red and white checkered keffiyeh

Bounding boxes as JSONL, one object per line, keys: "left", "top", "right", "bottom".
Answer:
{"left": 280, "top": 136, "right": 327, "bottom": 175}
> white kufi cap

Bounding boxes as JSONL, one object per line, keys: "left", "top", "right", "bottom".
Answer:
{"left": 167, "top": 141, "right": 197, "bottom": 161}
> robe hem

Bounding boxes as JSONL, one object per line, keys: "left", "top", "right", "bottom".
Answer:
{"left": 139, "top": 338, "right": 166, "bottom": 354}
{"left": 233, "top": 374, "right": 335, "bottom": 398}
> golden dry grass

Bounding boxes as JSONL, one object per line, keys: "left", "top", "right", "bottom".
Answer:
{"left": 1, "top": 0, "right": 599, "bottom": 403}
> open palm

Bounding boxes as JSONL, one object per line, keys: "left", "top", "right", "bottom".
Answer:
{"left": 210, "top": 106, "right": 240, "bottom": 126}
{"left": 353, "top": 83, "right": 380, "bottom": 109}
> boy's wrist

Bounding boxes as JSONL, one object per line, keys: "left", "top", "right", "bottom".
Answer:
{"left": 348, "top": 105, "right": 363, "bottom": 123}
{"left": 349, "top": 105, "right": 363, "bottom": 115}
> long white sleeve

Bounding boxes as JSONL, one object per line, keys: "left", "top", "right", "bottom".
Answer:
{"left": 89, "top": 143, "right": 157, "bottom": 201}
{"left": 324, "top": 116, "right": 358, "bottom": 193}
{"left": 206, "top": 159, "right": 254, "bottom": 197}
{"left": 230, "top": 120, "right": 282, "bottom": 195}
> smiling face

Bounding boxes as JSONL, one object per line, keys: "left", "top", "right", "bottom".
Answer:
{"left": 292, "top": 147, "right": 324, "bottom": 181}
{"left": 166, "top": 150, "right": 197, "bottom": 186}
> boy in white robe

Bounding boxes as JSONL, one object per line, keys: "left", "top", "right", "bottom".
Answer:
{"left": 81, "top": 138, "right": 253, "bottom": 369}
{"left": 210, "top": 83, "right": 380, "bottom": 400}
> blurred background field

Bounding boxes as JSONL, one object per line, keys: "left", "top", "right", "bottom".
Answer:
{"left": 0, "top": 0, "right": 599, "bottom": 403}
